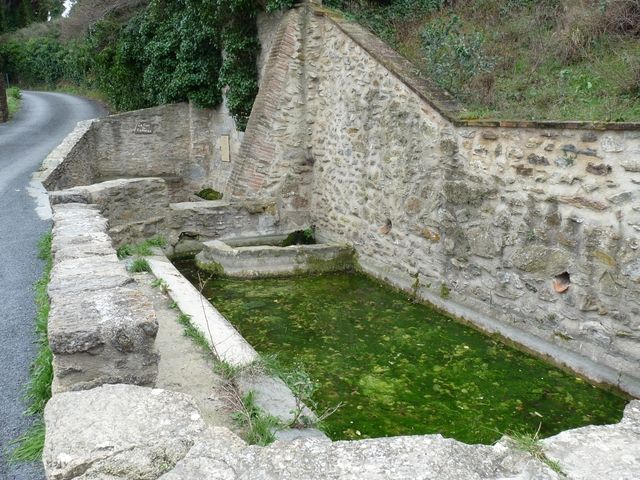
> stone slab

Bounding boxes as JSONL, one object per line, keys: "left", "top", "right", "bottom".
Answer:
{"left": 48, "top": 255, "right": 132, "bottom": 295}
{"left": 44, "top": 385, "right": 206, "bottom": 480}
{"left": 542, "top": 400, "right": 640, "bottom": 480}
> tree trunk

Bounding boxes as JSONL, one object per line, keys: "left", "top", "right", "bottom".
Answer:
{"left": 0, "top": 73, "right": 8, "bottom": 123}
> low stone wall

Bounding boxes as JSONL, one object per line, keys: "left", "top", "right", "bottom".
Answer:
{"left": 48, "top": 203, "right": 159, "bottom": 393}
{"left": 195, "top": 239, "right": 354, "bottom": 277}
{"left": 38, "top": 120, "right": 97, "bottom": 191}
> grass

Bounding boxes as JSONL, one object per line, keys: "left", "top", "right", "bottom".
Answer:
{"left": 328, "top": 0, "right": 640, "bottom": 122}
{"left": 7, "top": 232, "right": 53, "bottom": 463}
{"left": 506, "top": 427, "right": 565, "bottom": 476}
{"left": 6, "top": 87, "right": 22, "bottom": 118}
{"left": 232, "top": 391, "right": 279, "bottom": 446}
{"left": 9, "top": 421, "right": 46, "bottom": 463}
{"left": 177, "top": 313, "right": 211, "bottom": 353}
{"left": 117, "top": 236, "right": 166, "bottom": 259}
{"left": 128, "top": 258, "right": 151, "bottom": 273}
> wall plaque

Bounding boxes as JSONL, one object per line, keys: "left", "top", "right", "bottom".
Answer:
{"left": 134, "top": 122, "right": 154, "bottom": 134}
{"left": 221, "top": 135, "right": 230, "bottom": 162}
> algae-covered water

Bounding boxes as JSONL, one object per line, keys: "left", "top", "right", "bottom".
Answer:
{"left": 175, "top": 262, "right": 627, "bottom": 443}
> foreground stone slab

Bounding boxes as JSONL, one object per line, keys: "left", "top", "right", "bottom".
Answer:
{"left": 160, "top": 427, "right": 558, "bottom": 480}
{"left": 44, "top": 385, "right": 206, "bottom": 480}
{"left": 542, "top": 400, "right": 640, "bottom": 480}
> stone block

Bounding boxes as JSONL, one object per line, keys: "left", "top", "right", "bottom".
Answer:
{"left": 48, "top": 255, "right": 132, "bottom": 295}
{"left": 543, "top": 401, "right": 640, "bottom": 480}
{"left": 44, "top": 385, "right": 205, "bottom": 480}
{"left": 49, "top": 285, "right": 159, "bottom": 393}
{"left": 195, "top": 239, "right": 354, "bottom": 278}
{"left": 161, "top": 428, "right": 559, "bottom": 480}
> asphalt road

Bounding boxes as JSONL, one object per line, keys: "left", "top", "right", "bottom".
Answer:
{"left": 0, "top": 92, "right": 105, "bottom": 480}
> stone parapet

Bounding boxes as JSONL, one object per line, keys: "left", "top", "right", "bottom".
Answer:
{"left": 48, "top": 203, "right": 159, "bottom": 393}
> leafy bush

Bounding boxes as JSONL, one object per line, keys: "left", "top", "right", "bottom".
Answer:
{"left": 421, "top": 15, "right": 494, "bottom": 96}
{"left": 7, "top": 86, "right": 22, "bottom": 99}
{"left": 2, "top": 0, "right": 295, "bottom": 129}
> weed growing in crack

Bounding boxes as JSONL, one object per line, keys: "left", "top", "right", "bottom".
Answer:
{"left": 506, "top": 425, "right": 565, "bottom": 476}
{"left": 230, "top": 391, "right": 280, "bottom": 446}
{"left": 117, "top": 236, "right": 166, "bottom": 259}
{"left": 177, "top": 313, "right": 210, "bottom": 353}
{"left": 151, "top": 278, "right": 170, "bottom": 294}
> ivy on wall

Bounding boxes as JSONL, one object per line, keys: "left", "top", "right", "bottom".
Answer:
{"left": 0, "top": 0, "right": 294, "bottom": 129}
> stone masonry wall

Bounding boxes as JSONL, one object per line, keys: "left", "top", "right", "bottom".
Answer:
{"left": 301, "top": 11, "right": 640, "bottom": 391}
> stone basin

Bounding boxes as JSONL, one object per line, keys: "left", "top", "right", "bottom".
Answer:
{"left": 195, "top": 237, "right": 355, "bottom": 278}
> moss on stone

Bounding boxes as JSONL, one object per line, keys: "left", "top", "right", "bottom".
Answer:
{"left": 302, "top": 249, "right": 356, "bottom": 274}
{"left": 195, "top": 258, "right": 225, "bottom": 276}
{"left": 196, "top": 188, "right": 224, "bottom": 201}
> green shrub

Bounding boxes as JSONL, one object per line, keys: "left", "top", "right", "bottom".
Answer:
{"left": 128, "top": 258, "right": 151, "bottom": 273}
{"left": 7, "top": 86, "right": 21, "bottom": 99}
{"left": 421, "top": 15, "right": 494, "bottom": 96}
{"left": 1, "top": 0, "right": 294, "bottom": 128}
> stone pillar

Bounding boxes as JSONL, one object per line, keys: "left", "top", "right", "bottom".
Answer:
{"left": 0, "top": 73, "right": 8, "bottom": 123}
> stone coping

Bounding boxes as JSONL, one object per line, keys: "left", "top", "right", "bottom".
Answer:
{"left": 313, "top": 6, "right": 640, "bottom": 131}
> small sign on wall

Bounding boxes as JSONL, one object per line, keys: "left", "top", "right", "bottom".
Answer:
{"left": 221, "top": 135, "right": 230, "bottom": 162}
{"left": 134, "top": 122, "right": 154, "bottom": 135}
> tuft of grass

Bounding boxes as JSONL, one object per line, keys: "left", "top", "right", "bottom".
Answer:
{"left": 117, "top": 236, "right": 166, "bottom": 259}
{"left": 177, "top": 313, "right": 210, "bottom": 352}
{"left": 506, "top": 427, "right": 565, "bottom": 476}
{"left": 8, "top": 421, "right": 45, "bottom": 463}
{"left": 232, "top": 391, "right": 279, "bottom": 446}
{"left": 128, "top": 258, "right": 151, "bottom": 273}
{"left": 214, "top": 359, "right": 244, "bottom": 380}
{"left": 151, "top": 278, "right": 170, "bottom": 293}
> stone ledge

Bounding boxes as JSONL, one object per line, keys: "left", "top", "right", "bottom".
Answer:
{"left": 50, "top": 177, "right": 171, "bottom": 245}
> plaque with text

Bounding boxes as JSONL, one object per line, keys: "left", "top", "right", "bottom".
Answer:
{"left": 134, "top": 122, "right": 154, "bottom": 134}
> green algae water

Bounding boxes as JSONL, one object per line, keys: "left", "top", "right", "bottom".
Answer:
{"left": 175, "top": 262, "right": 627, "bottom": 444}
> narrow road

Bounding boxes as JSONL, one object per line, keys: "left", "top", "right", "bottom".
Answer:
{"left": 0, "top": 92, "right": 105, "bottom": 480}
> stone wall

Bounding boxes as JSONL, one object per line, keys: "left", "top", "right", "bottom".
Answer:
{"left": 298, "top": 11, "right": 640, "bottom": 392}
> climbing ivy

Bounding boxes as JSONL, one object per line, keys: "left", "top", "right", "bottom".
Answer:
{"left": 0, "top": 0, "right": 294, "bottom": 129}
